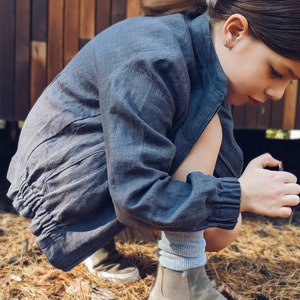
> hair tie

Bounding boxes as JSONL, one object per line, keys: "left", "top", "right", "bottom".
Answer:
{"left": 206, "top": 0, "right": 217, "bottom": 7}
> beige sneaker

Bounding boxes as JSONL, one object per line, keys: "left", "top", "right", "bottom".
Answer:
{"left": 148, "top": 264, "right": 226, "bottom": 300}
{"left": 84, "top": 239, "right": 139, "bottom": 283}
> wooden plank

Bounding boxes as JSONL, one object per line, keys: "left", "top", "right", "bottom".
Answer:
{"left": 126, "top": 0, "right": 141, "bottom": 18}
{"left": 0, "top": 0, "right": 15, "bottom": 120}
{"left": 256, "top": 101, "right": 271, "bottom": 129}
{"left": 95, "top": 0, "right": 111, "bottom": 34}
{"left": 14, "top": 0, "right": 31, "bottom": 120}
{"left": 47, "top": 0, "right": 64, "bottom": 83}
{"left": 64, "top": 0, "right": 80, "bottom": 65}
{"left": 31, "top": 0, "right": 48, "bottom": 42}
{"left": 269, "top": 98, "right": 284, "bottom": 129}
{"left": 282, "top": 80, "right": 298, "bottom": 130}
{"left": 30, "top": 41, "right": 47, "bottom": 106}
{"left": 111, "top": 0, "right": 127, "bottom": 25}
{"left": 232, "top": 106, "right": 246, "bottom": 129}
{"left": 295, "top": 81, "right": 300, "bottom": 129}
{"left": 245, "top": 101, "right": 272, "bottom": 129}
{"left": 79, "top": 38, "right": 91, "bottom": 50}
{"left": 80, "top": 0, "right": 96, "bottom": 39}
{"left": 30, "top": 0, "right": 48, "bottom": 107}
{"left": 244, "top": 104, "right": 259, "bottom": 129}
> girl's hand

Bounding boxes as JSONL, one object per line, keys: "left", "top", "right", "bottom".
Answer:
{"left": 238, "top": 153, "right": 300, "bottom": 218}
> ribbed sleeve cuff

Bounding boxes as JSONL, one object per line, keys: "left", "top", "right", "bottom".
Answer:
{"left": 207, "top": 177, "right": 241, "bottom": 230}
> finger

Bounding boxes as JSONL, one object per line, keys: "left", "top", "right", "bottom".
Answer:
{"left": 277, "top": 206, "right": 293, "bottom": 218}
{"left": 282, "top": 194, "right": 300, "bottom": 207}
{"left": 252, "top": 153, "right": 280, "bottom": 169}
{"left": 280, "top": 172, "right": 298, "bottom": 184}
{"left": 278, "top": 171, "right": 300, "bottom": 185}
{"left": 284, "top": 182, "right": 300, "bottom": 193}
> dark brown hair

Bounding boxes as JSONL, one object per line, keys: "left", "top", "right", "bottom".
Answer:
{"left": 141, "top": 0, "right": 300, "bottom": 61}
{"left": 209, "top": 0, "right": 300, "bottom": 61}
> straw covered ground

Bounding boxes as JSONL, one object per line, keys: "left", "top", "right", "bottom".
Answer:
{"left": 0, "top": 210, "right": 299, "bottom": 300}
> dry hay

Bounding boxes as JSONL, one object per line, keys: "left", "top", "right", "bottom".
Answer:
{"left": 0, "top": 212, "right": 299, "bottom": 300}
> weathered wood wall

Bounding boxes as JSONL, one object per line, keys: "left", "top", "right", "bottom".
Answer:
{"left": 0, "top": 0, "right": 299, "bottom": 129}
{"left": 0, "top": 0, "right": 141, "bottom": 121}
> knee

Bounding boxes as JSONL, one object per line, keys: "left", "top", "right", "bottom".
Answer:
{"left": 204, "top": 213, "right": 242, "bottom": 252}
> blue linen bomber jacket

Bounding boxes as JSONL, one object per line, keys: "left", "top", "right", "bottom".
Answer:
{"left": 7, "top": 13, "right": 243, "bottom": 271}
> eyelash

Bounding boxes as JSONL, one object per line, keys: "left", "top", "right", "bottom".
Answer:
{"left": 270, "top": 66, "right": 282, "bottom": 79}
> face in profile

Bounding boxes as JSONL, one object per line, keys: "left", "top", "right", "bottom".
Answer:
{"left": 225, "top": 37, "right": 300, "bottom": 106}
{"left": 214, "top": 14, "right": 300, "bottom": 106}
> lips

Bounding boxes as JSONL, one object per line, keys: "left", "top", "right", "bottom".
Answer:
{"left": 248, "top": 96, "right": 260, "bottom": 105}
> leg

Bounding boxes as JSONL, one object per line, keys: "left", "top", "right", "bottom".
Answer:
{"left": 172, "top": 113, "right": 241, "bottom": 252}
{"left": 149, "top": 114, "right": 229, "bottom": 300}
{"left": 204, "top": 213, "right": 242, "bottom": 252}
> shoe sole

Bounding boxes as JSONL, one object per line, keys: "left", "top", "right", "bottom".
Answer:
{"left": 84, "top": 257, "right": 140, "bottom": 283}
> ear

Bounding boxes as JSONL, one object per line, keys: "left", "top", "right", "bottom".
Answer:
{"left": 222, "top": 14, "right": 249, "bottom": 48}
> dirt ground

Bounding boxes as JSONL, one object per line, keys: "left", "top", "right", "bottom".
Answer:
{"left": 0, "top": 208, "right": 299, "bottom": 300}
{"left": 1, "top": 124, "right": 299, "bottom": 299}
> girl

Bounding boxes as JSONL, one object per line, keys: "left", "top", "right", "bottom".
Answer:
{"left": 7, "top": 0, "right": 300, "bottom": 299}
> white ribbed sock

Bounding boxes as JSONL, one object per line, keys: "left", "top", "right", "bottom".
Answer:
{"left": 158, "top": 230, "right": 207, "bottom": 271}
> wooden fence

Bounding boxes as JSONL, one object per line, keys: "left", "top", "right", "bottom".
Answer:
{"left": 0, "top": 0, "right": 299, "bottom": 129}
{"left": 0, "top": 0, "right": 141, "bottom": 121}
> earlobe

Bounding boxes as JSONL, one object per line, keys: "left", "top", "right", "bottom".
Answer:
{"left": 222, "top": 13, "right": 249, "bottom": 48}
{"left": 224, "top": 37, "right": 231, "bottom": 48}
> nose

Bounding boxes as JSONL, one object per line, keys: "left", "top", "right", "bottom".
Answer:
{"left": 265, "top": 81, "right": 290, "bottom": 101}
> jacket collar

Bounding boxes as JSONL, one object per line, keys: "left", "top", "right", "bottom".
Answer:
{"left": 190, "top": 14, "right": 228, "bottom": 98}
{"left": 169, "top": 14, "right": 229, "bottom": 174}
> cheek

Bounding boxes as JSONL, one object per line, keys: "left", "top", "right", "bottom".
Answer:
{"left": 228, "top": 61, "right": 265, "bottom": 89}
{"left": 226, "top": 77, "right": 255, "bottom": 105}
{"left": 225, "top": 64, "right": 267, "bottom": 104}
{"left": 231, "top": 72, "right": 265, "bottom": 95}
